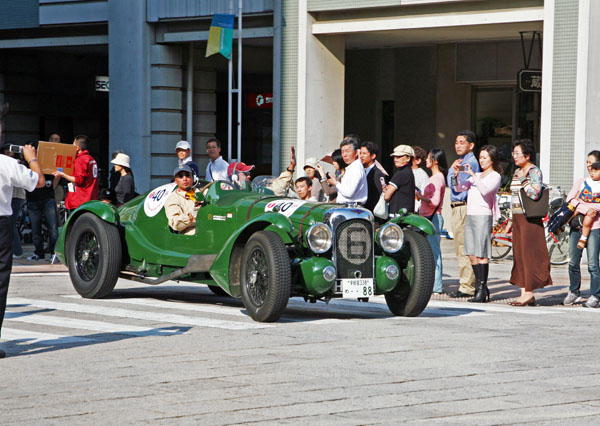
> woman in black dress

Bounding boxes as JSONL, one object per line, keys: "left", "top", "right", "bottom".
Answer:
{"left": 111, "top": 153, "right": 136, "bottom": 206}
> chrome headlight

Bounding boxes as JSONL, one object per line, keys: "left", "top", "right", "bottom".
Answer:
{"left": 306, "top": 223, "right": 332, "bottom": 254}
{"left": 378, "top": 223, "right": 404, "bottom": 253}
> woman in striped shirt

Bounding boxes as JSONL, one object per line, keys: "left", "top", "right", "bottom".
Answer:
{"left": 508, "top": 139, "right": 552, "bottom": 306}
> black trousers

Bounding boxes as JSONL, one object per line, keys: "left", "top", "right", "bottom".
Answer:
{"left": 0, "top": 215, "right": 13, "bottom": 337}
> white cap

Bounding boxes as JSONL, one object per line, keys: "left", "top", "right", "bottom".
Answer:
{"left": 303, "top": 157, "right": 319, "bottom": 169}
{"left": 111, "top": 153, "right": 131, "bottom": 168}
{"left": 175, "top": 140, "right": 191, "bottom": 151}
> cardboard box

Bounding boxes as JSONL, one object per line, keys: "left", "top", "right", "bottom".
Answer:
{"left": 37, "top": 141, "right": 77, "bottom": 176}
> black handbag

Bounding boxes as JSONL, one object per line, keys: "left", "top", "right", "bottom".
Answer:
{"left": 518, "top": 186, "right": 549, "bottom": 219}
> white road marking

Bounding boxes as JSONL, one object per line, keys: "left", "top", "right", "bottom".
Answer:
{"left": 63, "top": 295, "right": 350, "bottom": 323}
{"left": 426, "top": 300, "right": 563, "bottom": 315}
{"left": 5, "top": 313, "right": 182, "bottom": 336}
{"left": 62, "top": 295, "right": 249, "bottom": 317}
{"left": 9, "top": 298, "right": 272, "bottom": 330}
{"left": 11, "top": 272, "right": 69, "bottom": 277}
{"left": 2, "top": 328, "right": 92, "bottom": 345}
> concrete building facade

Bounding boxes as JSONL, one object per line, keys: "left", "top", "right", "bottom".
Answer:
{"left": 0, "top": 1, "right": 598, "bottom": 192}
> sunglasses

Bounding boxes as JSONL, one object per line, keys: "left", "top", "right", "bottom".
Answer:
{"left": 176, "top": 172, "right": 191, "bottom": 178}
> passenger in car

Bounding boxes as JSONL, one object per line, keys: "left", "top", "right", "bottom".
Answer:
{"left": 165, "top": 164, "right": 199, "bottom": 235}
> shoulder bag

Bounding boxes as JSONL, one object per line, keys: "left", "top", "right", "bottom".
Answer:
{"left": 518, "top": 186, "right": 549, "bottom": 219}
{"left": 373, "top": 192, "right": 388, "bottom": 219}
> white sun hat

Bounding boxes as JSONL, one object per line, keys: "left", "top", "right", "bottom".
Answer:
{"left": 111, "top": 153, "right": 131, "bottom": 168}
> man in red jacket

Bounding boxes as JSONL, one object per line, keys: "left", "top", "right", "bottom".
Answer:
{"left": 53, "top": 135, "right": 98, "bottom": 213}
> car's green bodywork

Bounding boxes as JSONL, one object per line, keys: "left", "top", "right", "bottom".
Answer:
{"left": 55, "top": 179, "right": 434, "bottom": 312}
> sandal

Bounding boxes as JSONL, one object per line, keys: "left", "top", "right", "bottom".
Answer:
{"left": 508, "top": 297, "right": 536, "bottom": 307}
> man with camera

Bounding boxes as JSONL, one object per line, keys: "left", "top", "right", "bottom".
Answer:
{"left": 446, "top": 130, "right": 481, "bottom": 298}
{"left": 0, "top": 103, "right": 45, "bottom": 358}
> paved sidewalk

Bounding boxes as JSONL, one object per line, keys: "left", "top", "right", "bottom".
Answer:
{"left": 436, "top": 237, "right": 579, "bottom": 306}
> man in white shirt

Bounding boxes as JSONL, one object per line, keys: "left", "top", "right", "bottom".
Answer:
{"left": 205, "top": 137, "right": 229, "bottom": 182}
{"left": 0, "top": 102, "right": 45, "bottom": 358}
{"left": 326, "top": 137, "right": 368, "bottom": 204}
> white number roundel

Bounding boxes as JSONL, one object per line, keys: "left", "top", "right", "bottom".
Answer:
{"left": 144, "top": 183, "right": 177, "bottom": 217}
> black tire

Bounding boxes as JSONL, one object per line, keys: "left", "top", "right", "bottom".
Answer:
{"left": 66, "top": 213, "right": 122, "bottom": 298}
{"left": 208, "top": 285, "right": 229, "bottom": 296}
{"left": 385, "top": 230, "right": 434, "bottom": 317}
{"left": 548, "top": 230, "right": 569, "bottom": 265}
{"left": 240, "top": 231, "right": 291, "bottom": 322}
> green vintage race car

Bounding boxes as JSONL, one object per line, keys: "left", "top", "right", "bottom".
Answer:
{"left": 54, "top": 178, "right": 435, "bottom": 322}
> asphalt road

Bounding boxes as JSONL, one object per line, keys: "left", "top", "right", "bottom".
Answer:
{"left": 2, "top": 258, "right": 600, "bottom": 425}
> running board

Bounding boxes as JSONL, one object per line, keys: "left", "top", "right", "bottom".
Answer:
{"left": 119, "top": 254, "right": 217, "bottom": 285}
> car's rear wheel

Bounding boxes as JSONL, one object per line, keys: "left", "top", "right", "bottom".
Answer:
{"left": 385, "top": 229, "right": 434, "bottom": 317}
{"left": 240, "top": 231, "right": 291, "bottom": 322}
{"left": 67, "top": 213, "right": 122, "bottom": 298}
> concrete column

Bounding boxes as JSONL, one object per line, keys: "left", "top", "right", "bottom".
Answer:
{"left": 583, "top": 0, "right": 600, "bottom": 164}
{"left": 108, "top": 0, "right": 152, "bottom": 192}
{"left": 149, "top": 44, "right": 182, "bottom": 188}
{"left": 298, "top": 12, "right": 345, "bottom": 171}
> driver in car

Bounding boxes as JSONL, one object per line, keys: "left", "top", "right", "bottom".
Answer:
{"left": 165, "top": 164, "right": 200, "bottom": 235}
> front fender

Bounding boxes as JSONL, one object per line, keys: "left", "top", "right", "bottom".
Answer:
{"left": 209, "top": 213, "right": 294, "bottom": 296}
{"left": 390, "top": 212, "right": 435, "bottom": 236}
{"left": 54, "top": 201, "right": 119, "bottom": 265}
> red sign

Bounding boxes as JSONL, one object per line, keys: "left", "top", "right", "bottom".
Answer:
{"left": 246, "top": 92, "right": 273, "bottom": 109}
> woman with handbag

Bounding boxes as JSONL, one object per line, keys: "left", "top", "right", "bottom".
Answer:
{"left": 451, "top": 145, "right": 502, "bottom": 303}
{"left": 563, "top": 150, "right": 600, "bottom": 308}
{"left": 416, "top": 148, "right": 448, "bottom": 294}
{"left": 508, "top": 138, "right": 552, "bottom": 306}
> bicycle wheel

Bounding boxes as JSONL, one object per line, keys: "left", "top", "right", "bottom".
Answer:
{"left": 491, "top": 214, "right": 512, "bottom": 260}
{"left": 492, "top": 236, "right": 512, "bottom": 260}
{"left": 548, "top": 231, "right": 569, "bottom": 265}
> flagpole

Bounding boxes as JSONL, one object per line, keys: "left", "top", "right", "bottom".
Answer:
{"left": 237, "top": 0, "right": 242, "bottom": 162}
{"left": 227, "top": 0, "right": 233, "bottom": 162}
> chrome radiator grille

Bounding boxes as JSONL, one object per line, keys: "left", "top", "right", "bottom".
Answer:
{"left": 334, "top": 219, "right": 373, "bottom": 279}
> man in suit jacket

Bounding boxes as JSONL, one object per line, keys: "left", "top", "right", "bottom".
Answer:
{"left": 359, "top": 141, "right": 388, "bottom": 213}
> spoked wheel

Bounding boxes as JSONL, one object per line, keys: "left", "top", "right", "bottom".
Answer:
{"left": 67, "top": 213, "right": 122, "bottom": 298}
{"left": 240, "top": 231, "right": 291, "bottom": 322}
{"left": 548, "top": 230, "right": 569, "bottom": 265}
{"left": 385, "top": 230, "right": 434, "bottom": 317}
{"left": 491, "top": 214, "right": 512, "bottom": 260}
{"left": 491, "top": 235, "right": 512, "bottom": 260}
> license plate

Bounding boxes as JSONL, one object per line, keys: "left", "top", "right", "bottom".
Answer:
{"left": 341, "top": 279, "right": 374, "bottom": 299}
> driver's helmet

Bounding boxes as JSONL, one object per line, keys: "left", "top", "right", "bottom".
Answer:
{"left": 227, "top": 161, "right": 255, "bottom": 189}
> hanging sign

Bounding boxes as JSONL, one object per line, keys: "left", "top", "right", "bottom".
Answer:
{"left": 518, "top": 69, "right": 541, "bottom": 92}
{"left": 95, "top": 76, "right": 110, "bottom": 92}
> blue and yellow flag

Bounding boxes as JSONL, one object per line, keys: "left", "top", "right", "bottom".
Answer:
{"left": 206, "top": 14, "right": 235, "bottom": 59}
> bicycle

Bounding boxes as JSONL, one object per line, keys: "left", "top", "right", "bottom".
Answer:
{"left": 490, "top": 186, "right": 570, "bottom": 265}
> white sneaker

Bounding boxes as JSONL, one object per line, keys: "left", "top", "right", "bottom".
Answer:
{"left": 584, "top": 295, "right": 600, "bottom": 308}
{"left": 563, "top": 292, "right": 583, "bottom": 305}
{"left": 27, "top": 254, "right": 44, "bottom": 261}
{"left": 12, "top": 254, "right": 22, "bottom": 259}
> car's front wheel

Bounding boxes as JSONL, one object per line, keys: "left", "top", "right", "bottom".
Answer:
{"left": 240, "top": 231, "right": 291, "bottom": 322}
{"left": 66, "top": 213, "right": 122, "bottom": 298}
{"left": 385, "top": 229, "right": 434, "bottom": 316}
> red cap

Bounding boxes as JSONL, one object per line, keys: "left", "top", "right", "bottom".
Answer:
{"left": 227, "top": 162, "right": 255, "bottom": 176}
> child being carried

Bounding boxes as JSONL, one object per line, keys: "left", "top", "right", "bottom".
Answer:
{"left": 569, "top": 162, "right": 600, "bottom": 249}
